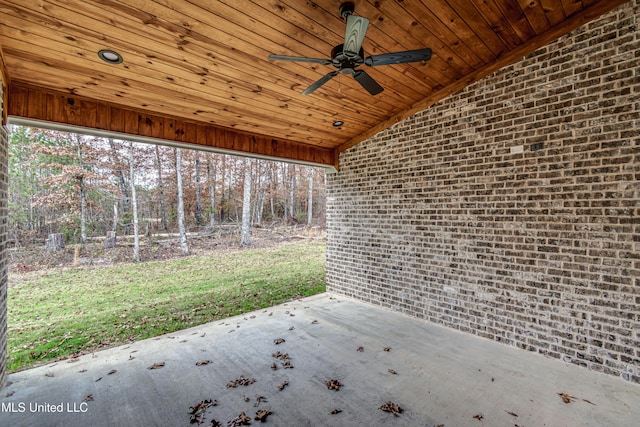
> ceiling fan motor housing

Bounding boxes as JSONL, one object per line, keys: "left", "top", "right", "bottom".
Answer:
{"left": 331, "top": 44, "right": 364, "bottom": 74}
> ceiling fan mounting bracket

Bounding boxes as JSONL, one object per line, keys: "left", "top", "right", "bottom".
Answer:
{"left": 339, "top": 2, "right": 355, "bottom": 20}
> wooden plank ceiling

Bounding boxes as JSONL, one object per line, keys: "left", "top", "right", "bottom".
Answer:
{"left": 0, "top": 0, "right": 628, "bottom": 168}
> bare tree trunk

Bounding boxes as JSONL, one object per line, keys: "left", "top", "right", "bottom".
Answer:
{"left": 307, "top": 167, "right": 314, "bottom": 226}
{"left": 175, "top": 148, "right": 190, "bottom": 255}
{"left": 241, "top": 160, "right": 252, "bottom": 246}
{"left": 155, "top": 145, "right": 168, "bottom": 232}
{"left": 195, "top": 153, "right": 203, "bottom": 226}
{"left": 208, "top": 154, "right": 216, "bottom": 227}
{"left": 76, "top": 135, "right": 87, "bottom": 244}
{"left": 108, "top": 138, "right": 131, "bottom": 234}
{"left": 130, "top": 142, "right": 140, "bottom": 262}
{"left": 289, "top": 164, "right": 297, "bottom": 222}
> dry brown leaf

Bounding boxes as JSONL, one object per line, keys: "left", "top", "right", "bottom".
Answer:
{"left": 188, "top": 399, "right": 217, "bottom": 425}
{"left": 226, "top": 376, "right": 256, "bottom": 388}
{"left": 228, "top": 411, "right": 251, "bottom": 426}
{"left": 274, "top": 338, "right": 285, "bottom": 345}
{"left": 148, "top": 362, "right": 165, "bottom": 370}
{"left": 383, "top": 347, "right": 391, "bottom": 352}
{"left": 281, "top": 361, "right": 294, "bottom": 369}
{"left": 558, "top": 392, "right": 575, "bottom": 404}
{"left": 195, "top": 360, "right": 212, "bottom": 366}
{"left": 473, "top": 414, "right": 483, "bottom": 421}
{"left": 380, "top": 401, "right": 403, "bottom": 415}
{"left": 505, "top": 410, "right": 518, "bottom": 417}
{"left": 326, "top": 379, "right": 343, "bottom": 391}
{"left": 254, "top": 409, "right": 272, "bottom": 422}
{"left": 388, "top": 369, "right": 398, "bottom": 375}
{"left": 277, "top": 381, "right": 289, "bottom": 390}
{"left": 357, "top": 346, "right": 364, "bottom": 352}
{"left": 83, "top": 394, "right": 93, "bottom": 402}
{"left": 330, "top": 408, "right": 342, "bottom": 414}
{"left": 253, "top": 396, "right": 267, "bottom": 407}
{"left": 107, "top": 369, "right": 117, "bottom": 375}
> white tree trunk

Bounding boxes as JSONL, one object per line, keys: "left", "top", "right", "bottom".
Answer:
{"left": 241, "top": 160, "right": 252, "bottom": 246}
{"left": 130, "top": 142, "right": 140, "bottom": 262}
{"left": 208, "top": 155, "right": 216, "bottom": 227}
{"left": 307, "top": 167, "right": 314, "bottom": 226}
{"left": 195, "top": 153, "right": 203, "bottom": 226}
{"left": 175, "top": 148, "right": 190, "bottom": 255}
{"left": 76, "top": 135, "right": 87, "bottom": 244}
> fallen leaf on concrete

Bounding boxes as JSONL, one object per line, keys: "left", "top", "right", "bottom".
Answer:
{"left": 558, "top": 392, "right": 575, "bottom": 404}
{"left": 226, "top": 376, "right": 256, "bottom": 388}
{"left": 473, "top": 414, "right": 483, "bottom": 420}
{"left": 196, "top": 360, "right": 212, "bottom": 366}
{"left": 148, "top": 362, "right": 165, "bottom": 370}
{"left": 254, "top": 409, "right": 272, "bottom": 422}
{"left": 243, "top": 395, "right": 250, "bottom": 402}
{"left": 129, "top": 355, "right": 135, "bottom": 361}
{"left": 326, "top": 379, "right": 343, "bottom": 391}
{"left": 289, "top": 326, "right": 295, "bottom": 331}
{"left": 209, "top": 420, "right": 222, "bottom": 427}
{"left": 583, "top": 399, "right": 596, "bottom": 406}
{"left": 311, "top": 320, "right": 319, "bottom": 324}
{"left": 505, "top": 410, "right": 518, "bottom": 417}
{"left": 274, "top": 338, "right": 285, "bottom": 345}
{"left": 277, "top": 381, "right": 289, "bottom": 390}
{"left": 253, "top": 396, "right": 267, "bottom": 407}
{"left": 107, "top": 369, "right": 117, "bottom": 375}
{"left": 330, "top": 408, "right": 342, "bottom": 414}
{"left": 383, "top": 347, "right": 391, "bottom": 352}
{"left": 5, "top": 391, "right": 15, "bottom": 398}
{"left": 357, "top": 346, "right": 364, "bottom": 352}
{"left": 84, "top": 394, "right": 94, "bottom": 402}
{"left": 95, "top": 377, "right": 102, "bottom": 382}
{"left": 188, "top": 399, "right": 217, "bottom": 424}
{"left": 281, "top": 361, "right": 294, "bottom": 369}
{"left": 270, "top": 362, "right": 277, "bottom": 370}
{"left": 380, "top": 401, "right": 403, "bottom": 415}
{"left": 79, "top": 369, "right": 87, "bottom": 373}
{"left": 228, "top": 412, "right": 251, "bottom": 426}
{"left": 388, "top": 369, "right": 398, "bottom": 375}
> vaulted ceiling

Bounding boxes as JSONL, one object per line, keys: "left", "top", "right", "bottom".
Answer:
{"left": 0, "top": 0, "right": 628, "bottom": 168}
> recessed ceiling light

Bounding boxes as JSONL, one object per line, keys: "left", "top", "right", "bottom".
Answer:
{"left": 333, "top": 120, "right": 344, "bottom": 127}
{"left": 98, "top": 49, "right": 123, "bottom": 64}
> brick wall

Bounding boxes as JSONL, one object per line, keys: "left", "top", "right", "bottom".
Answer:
{"left": 0, "top": 76, "right": 7, "bottom": 388}
{"left": 327, "top": 0, "right": 639, "bottom": 383}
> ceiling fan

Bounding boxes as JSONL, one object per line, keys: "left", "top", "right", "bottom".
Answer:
{"left": 268, "top": 2, "right": 432, "bottom": 96}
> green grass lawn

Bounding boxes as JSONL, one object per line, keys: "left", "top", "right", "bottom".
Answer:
{"left": 8, "top": 242, "right": 326, "bottom": 372}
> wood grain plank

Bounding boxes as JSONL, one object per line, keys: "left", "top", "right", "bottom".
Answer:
{"left": 540, "top": 0, "right": 568, "bottom": 26}
{"left": 467, "top": 0, "right": 527, "bottom": 48}
{"left": 561, "top": 0, "right": 584, "bottom": 16}
{"left": 518, "top": 0, "right": 552, "bottom": 33}
{"left": 492, "top": 0, "right": 538, "bottom": 41}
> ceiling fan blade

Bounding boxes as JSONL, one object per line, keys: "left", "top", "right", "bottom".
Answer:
{"left": 344, "top": 15, "right": 369, "bottom": 55}
{"left": 364, "top": 48, "right": 432, "bottom": 66}
{"left": 302, "top": 71, "right": 339, "bottom": 95}
{"left": 269, "top": 54, "right": 331, "bottom": 65}
{"left": 353, "top": 70, "right": 384, "bottom": 95}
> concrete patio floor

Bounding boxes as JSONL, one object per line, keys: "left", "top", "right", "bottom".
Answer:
{"left": 1, "top": 293, "right": 638, "bottom": 427}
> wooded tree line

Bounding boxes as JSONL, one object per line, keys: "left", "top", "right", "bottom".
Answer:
{"left": 8, "top": 126, "right": 326, "bottom": 248}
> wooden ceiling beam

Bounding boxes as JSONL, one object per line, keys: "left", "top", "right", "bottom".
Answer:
{"left": 7, "top": 83, "right": 336, "bottom": 169}
{"left": 0, "top": 43, "right": 8, "bottom": 125}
